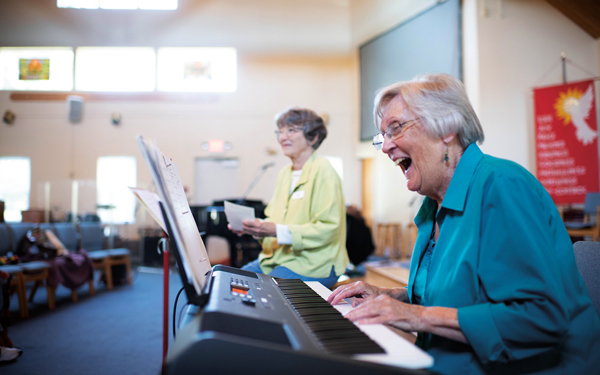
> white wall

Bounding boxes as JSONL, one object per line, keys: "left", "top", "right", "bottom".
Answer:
{"left": 472, "top": 0, "right": 598, "bottom": 171}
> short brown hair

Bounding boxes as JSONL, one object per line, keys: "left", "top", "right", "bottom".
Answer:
{"left": 275, "top": 107, "right": 327, "bottom": 150}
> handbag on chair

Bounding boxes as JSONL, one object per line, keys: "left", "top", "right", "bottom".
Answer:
{"left": 18, "top": 227, "right": 58, "bottom": 261}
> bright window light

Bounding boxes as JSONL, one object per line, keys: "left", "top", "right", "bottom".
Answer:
{"left": 75, "top": 47, "right": 156, "bottom": 92}
{"left": 0, "top": 157, "right": 31, "bottom": 222}
{"left": 100, "top": 0, "right": 137, "bottom": 9}
{"left": 157, "top": 47, "right": 237, "bottom": 92}
{"left": 58, "top": 0, "right": 177, "bottom": 9}
{"left": 96, "top": 156, "right": 136, "bottom": 224}
{"left": 324, "top": 156, "right": 344, "bottom": 181}
{"left": 139, "top": 0, "right": 177, "bottom": 10}
{"left": 57, "top": 0, "right": 99, "bottom": 8}
{"left": 0, "top": 47, "right": 74, "bottom": 91}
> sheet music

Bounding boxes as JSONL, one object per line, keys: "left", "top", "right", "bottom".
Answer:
{"left": 129, "top": 187, "right": 167, "bottom": 233}
{"left": 137, "top": 136, "right": 211, "bottom": 295}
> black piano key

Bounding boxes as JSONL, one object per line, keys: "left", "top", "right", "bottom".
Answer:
{"left": 315, "top": 330, "right": 376, "bottom": 340}
{"left": 293, "top": 308, "right": 342, "bottom": 316}
{"left": 287, "top": 298, "right": 334, "bottom": 305}
{"left": 319, "top": 336, "right": 382, "bottom": 347}
{"left": 300, "top": 314, "right": 347, "bottom": 323}
{"left": 305, "top": 321, "right": 358, "bottom": 330}
{"left": 292, "top": 302, "right": 327, "bottom": 310}
{"left": 281, "top": 292, "right": 320, "bottom": 297}
{"left": 319, "top": 337, "right": 382, "bottom": 348}
{"left": 317, "top": 339, "right": 380, "bottom": 353}
{"left": 291, "top": 302, "right": 337, "bottom": 315}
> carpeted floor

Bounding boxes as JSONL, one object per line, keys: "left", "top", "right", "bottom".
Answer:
{"left": 1, "top": 267, "right": 185, "bottom": 375}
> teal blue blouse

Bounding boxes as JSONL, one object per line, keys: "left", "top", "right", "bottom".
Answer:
{"left": 408, "top": 144, "right": 600, "bottom": 374}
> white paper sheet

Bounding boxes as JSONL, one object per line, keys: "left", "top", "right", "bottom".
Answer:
{"left": 224, "top": 201, "right": 255, "bottom": 231}
{"left": 129, "top": 187, "right": 167, "bottom": 232}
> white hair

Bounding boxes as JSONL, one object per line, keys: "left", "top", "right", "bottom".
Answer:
{"left": 373, "top": 73, "right": 484, "bottom": 148}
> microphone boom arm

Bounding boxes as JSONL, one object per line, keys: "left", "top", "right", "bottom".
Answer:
{"left": 237, "top": 163, "right": 274, "bottom": 204}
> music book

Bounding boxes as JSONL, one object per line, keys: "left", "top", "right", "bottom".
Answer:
{"left": 136, "top": 135, "right": 212, "bottom": 298}
{"left": 128, "top": 186, "right": 167, "bottom": 233}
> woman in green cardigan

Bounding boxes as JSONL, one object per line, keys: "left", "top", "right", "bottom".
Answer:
{"left": 328, "top": 74, "right": 600, "bottom": 374}
{"left": 232, "top": 107, "right": 348, "bottom": 289}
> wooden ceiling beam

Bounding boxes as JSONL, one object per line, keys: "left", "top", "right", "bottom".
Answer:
{"left": 546, "top": 0, "right": 600, "bottom": 39}
{"left": 9, "top": 92, "right": 219, "bottom": 102}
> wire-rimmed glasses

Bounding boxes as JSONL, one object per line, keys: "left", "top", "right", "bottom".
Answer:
{"left": 372, "top": 118, "right": 419, "bottom": 150}
{"left": 275, "top": 126, "right": 304, "bottom": 140}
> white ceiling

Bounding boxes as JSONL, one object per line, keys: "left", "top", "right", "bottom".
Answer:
{"left": 0, "top": 0, "right": 438, "bottom": 54}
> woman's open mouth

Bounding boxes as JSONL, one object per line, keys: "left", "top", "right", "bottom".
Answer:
{"left": 395, "top": 157, "right": 412, "bottom": 172}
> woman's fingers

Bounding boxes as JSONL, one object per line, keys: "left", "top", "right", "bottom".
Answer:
{"left": 240, "top": 219, "right": 275, "bottom": 238}
{"left": 343, "top": 298, "right": 385, "bottom": 323}
{"left": 327, "top": 281, "right": 376, "bottom": 305}
{"left": 343, "top": 295, "right": 420, "bottom": 330}
{"left": 241, "top": 220, "right": 260, "bottom": 235}
{"left": 327, "top": 282, "right": 360, "bottom": 304}
{"left": 227, "top": 224, "right": 244, "bottom": 237}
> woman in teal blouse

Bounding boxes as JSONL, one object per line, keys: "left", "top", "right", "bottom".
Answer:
{"left": 328, "top": 74, "right": 600, "bottom": 374}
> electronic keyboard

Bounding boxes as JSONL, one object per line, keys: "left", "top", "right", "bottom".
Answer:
{"left": 165, "top": 265, "right": 433, "bottom": 375}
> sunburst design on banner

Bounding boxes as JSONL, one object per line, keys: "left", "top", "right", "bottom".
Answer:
{"left": 553, "top": 85, "right": 596, "bottom": 146}
{"left": 554, "top": 87, "right": 583, "bottom": 125}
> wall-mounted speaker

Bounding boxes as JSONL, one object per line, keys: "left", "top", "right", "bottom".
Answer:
{"left": 2, "top": 110, "right": 15, "bottom": 125}
{"left": 67, "top": 95, "right": 84, "bottom": 123}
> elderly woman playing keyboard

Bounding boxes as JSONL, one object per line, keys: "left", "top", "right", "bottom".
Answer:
{"left": 327, "top": 73, "right": 600, "bottom": 375}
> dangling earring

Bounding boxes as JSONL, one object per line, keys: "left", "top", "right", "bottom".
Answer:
{"left": 444, "top": 145, "right": 449, "bottom": 163}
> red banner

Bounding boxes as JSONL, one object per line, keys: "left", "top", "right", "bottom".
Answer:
{"left": 533, "top": 80, "right": 599, "bottom": 204}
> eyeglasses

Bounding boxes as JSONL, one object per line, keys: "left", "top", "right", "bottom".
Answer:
{"left": 275, "top": 126, "right": 304, "bottom": 139}
{"left": 372, "top": 118, "right": 419, "bottom": 150}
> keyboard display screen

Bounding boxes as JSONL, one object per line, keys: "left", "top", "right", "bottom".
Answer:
{"left": 231, "top": 285, "right": 249, "bottom": 295}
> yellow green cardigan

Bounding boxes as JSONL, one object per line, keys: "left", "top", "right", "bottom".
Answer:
{"left": 258, "top": 152, "right": 349, "bottom": 278}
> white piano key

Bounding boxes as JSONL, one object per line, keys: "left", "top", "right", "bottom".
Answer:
{"left": 304, "top": 281, "right": 434, "bottom": 370}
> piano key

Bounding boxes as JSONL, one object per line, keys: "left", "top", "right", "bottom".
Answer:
{"left": 299, "top": 314, "right": 349, "bottom": 323}
{"left": 275, "top": 278, "right": 386, "bottom": 356}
